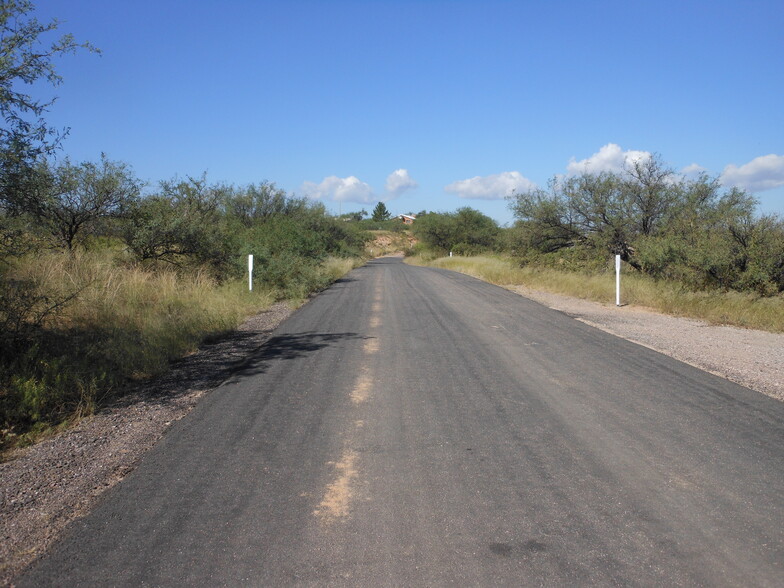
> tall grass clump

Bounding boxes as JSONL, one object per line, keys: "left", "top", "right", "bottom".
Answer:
{"left": 407, "top": 254, "right": 784, "bottom": 333}
{"left": 1, "top": 247, "right": 363, "bottom": 450}
{"left": 322, "top": 256, "right": 365, "bottom": 283}
{"left": 0, "top": 249, "right": 274, "bottom": 450}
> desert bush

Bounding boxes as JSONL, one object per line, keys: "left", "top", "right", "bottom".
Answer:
{"left": 508, "top": 157, "right": 784, "bottom": 296}
{"left": 222, "top": 181, "right": 309, "bottom": 226}
{"left": 26, "top": 155, "right": 142, "bottom": 249}
{"left": 358, "top": 218, "right": 403, "bottom": 231}
{"left": 124, "top": 175, "right": 235, "bottom": 276}
{"left": 413, "top": 208, "right": 499, "bottom": 255}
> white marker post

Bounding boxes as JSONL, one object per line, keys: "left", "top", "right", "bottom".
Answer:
{"left": 248, "top": 254, "right": 254, "bottom": 291}
{"left": 615, "top": 254, "right": 621, "bottom": 306}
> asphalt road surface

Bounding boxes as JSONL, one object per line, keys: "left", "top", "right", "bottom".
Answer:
{"left": 19, "top": 257, "right": 784, "bottom": 586}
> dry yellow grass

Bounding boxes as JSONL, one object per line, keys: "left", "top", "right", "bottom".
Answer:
{"left": 406, "top": 254, "right": 784, "bottom": 333}
{"left": 2, "top": 249, "right": 364, "bottom": 449}
{"left": 9, "top": 249, "right": 276, "bottom": 378}
{"left": 322, "top": 256, "right": 365, "bottom": 281}
{"left": 11, "top": 250, "right": 365, "bottom": 378}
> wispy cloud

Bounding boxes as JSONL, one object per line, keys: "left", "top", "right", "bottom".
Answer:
{"left": 720, "top": 154, "right": 784, "bottom": 192}
{"left": 385, "top": 169, "right": 418, "bottom": 199}
{"left": 567, "top": 143, "right": 651, "bottom": 175}
{"left": 444, "top": 171, "right": 536, "bottom": 200}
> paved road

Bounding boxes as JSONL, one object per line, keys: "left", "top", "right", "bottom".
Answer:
{"left": 19, "top": 257, "right": 784, "bottom": 586}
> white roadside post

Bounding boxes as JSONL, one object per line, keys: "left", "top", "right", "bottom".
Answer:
{"left": 615, "top": 254, "right": 621, "bottom": 306}
{"left": 248, "top": 254, "right": 254, "bottom": 291}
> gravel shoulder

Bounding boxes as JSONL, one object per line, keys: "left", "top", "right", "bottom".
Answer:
{"left": 507, "top": 285, "right": 783, "bottom": 402}
{"left": 0, "top": 302, "right": 293, "bottom": 586}
{"left": 2, "top": 282, "right": 783, "bottom": 585}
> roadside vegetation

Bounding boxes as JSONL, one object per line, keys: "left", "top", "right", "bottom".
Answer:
{"left": 407, "top": 255, "right": 784, "bottom": 333}
{"left": 0, "top": 2, "right": 367, "bottom": 451}
{"left": 406, "top": 157, "right": 784, "bottom": 333}
{"left": 411, "top": 207, "right": 500, "bottom": 256}
{"left": 1, "top": 173, "right": 368, "bottom": 450}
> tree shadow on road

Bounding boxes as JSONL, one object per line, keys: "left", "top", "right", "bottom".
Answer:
{"left": 225, "top": 331, "right": 363, "bottom": 383}
{"left": 116, "top": 329, "right": 364, "bottom": 409}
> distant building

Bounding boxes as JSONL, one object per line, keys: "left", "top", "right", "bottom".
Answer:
{"left": 398, "top": 214, "right": 416, "bottom": 225}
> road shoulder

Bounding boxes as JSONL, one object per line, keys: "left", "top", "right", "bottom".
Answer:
{"left": 507, "top": 284, "right": 783, "bottom": 402}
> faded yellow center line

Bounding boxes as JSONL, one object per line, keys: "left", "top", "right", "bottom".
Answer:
{"left": 351, "top": 371, "right": 372, "bottom": 405}
{"left": 313, "top": 272, "right": 384, "bottom": 526}
{"left": 314, "top": 449, "right": 358, "bottom": 523}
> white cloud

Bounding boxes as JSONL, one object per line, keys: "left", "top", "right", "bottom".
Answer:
{"left": 567, "top": 143, "right": 652, "bottom": 175}
{"left": 680, "top": 163, "right": 707, "bottom": 178}
{"left": 385, "top": 169, "right": 418, "bottom": 198}
{"left": 444, "top": 171, "right": 536, "bottom": 200}
{"left": 300, "top": 175, "right": 374, "bottom": 203}
{"left": 720, "top": 154, "right": 784, "bottom": 192}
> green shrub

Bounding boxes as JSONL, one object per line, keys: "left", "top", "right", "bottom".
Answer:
{"left": 507, "top": 158, "right": 784, "bottom": 297}
{"left": 413, "top": 208, "right": 499, "bottom": 255}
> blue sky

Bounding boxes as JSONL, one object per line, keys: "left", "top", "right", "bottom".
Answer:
{"left": 31, "top": 0, "right": 784, "bottom": 224}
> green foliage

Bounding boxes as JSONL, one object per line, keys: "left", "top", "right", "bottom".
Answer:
{"left": 25, "top": 154, "right": 143, "bottom": 249}
{"left": 254, "top": 251, "right": 330, "bottom": 299}
{"left": 413, "top": 207, "right": 500, "bottom": 255}
{"left": 371, "top": 201, "right": 391, "bottom": 222}
{"left": 222, "top": 181, "right": 310, "bottom": 226}
{"left": 508, "top": 157, "right": 784, "bottom": 296}
{"left": 358, "top": 217, "right": 403, "bottom": 231}
{"left": 1, "top": 168, "right": 371, "bottom": 448}
{"left": 338, "top": 209, "right": 367, "bottom": 222}
{"left": 0, "top": 0, "right": 98, "bottom": 225}
{"left": 233, "top": 202, "right": 367, "bottom": 298}
{"left": 124, "top": 175, "right": 368, "bottom": 284}
{"left": 125, "top": 175, "right": 234, "bottom": 275}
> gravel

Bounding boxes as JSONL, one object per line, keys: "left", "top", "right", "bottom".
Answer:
{"left": 2, "top": 285, "right": 782, "bottom": 585}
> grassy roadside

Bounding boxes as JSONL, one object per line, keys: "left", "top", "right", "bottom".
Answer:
{"left": 1, "top": 251, "right": 364, "bottom": 452}
{"left": 406, "top": 254, "right": 784, "bottom": 333}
